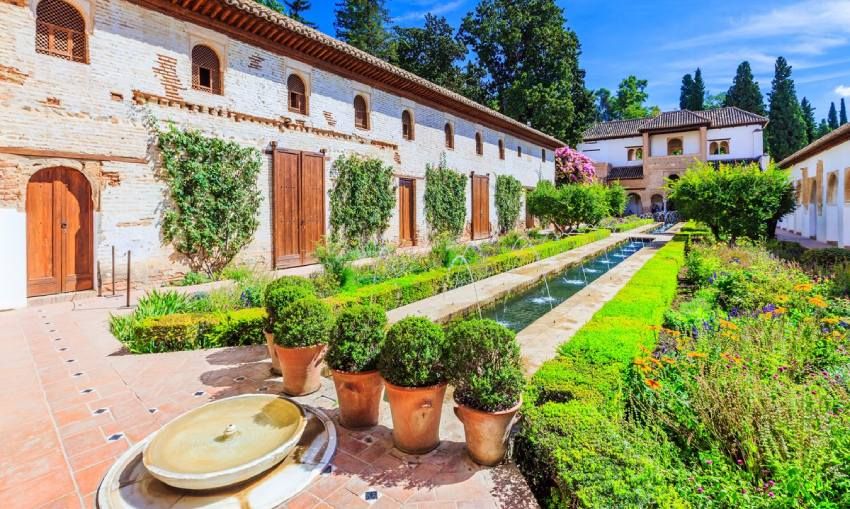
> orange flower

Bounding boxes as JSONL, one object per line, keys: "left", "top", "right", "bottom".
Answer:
{"left": 808, "top": 296, "right": 828, "bottom": 309}
{"left": 644, "top": 378, "right": 662, "bottom": 390}
{"left": 687, "top": 351, "right": 708, "bottom": 359}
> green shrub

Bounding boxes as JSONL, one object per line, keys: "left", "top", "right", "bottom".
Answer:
{"left": 273, "top": 297, "right": 333, "bottom": 348}
{"left": 264, "top": 276, "right": 315, "bottom": 327}
{"left": 446, "top": 319, "right": 524, "bottom": 412}
{"left": 379, "top": 317, "right": 446, "bottom": 387}
{"left": 326, "top": 304, "right": 386, "bottom": 373}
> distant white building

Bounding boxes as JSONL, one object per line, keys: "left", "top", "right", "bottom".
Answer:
{"left": 778, "top": 124, "right": 850, "bottom": 246}
{"left": 578, "top": 107, "right": 768, "bottom": 215}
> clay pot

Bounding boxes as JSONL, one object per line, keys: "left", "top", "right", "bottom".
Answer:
{"left": 264, "top": 331, "right": 281, "bottom": 375}
{"left": 331, "top": 370, "right": 384, "bottom": 430}
{"left": 274, "top": 343, "right": 327, "bottom": 396}
{"left": 383, "top": 380, "right": 447, "bottom": 454}
{"left": 453, "top": 398, "right": 522, "bottom": 466}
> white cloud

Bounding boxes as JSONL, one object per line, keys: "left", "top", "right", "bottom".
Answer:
{"left": 836, "top": 85, "right": 850, "bottom": 97}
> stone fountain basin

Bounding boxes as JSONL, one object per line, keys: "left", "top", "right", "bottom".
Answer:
{"left": 142, "top": 394, "right": 307, "bottom": 491}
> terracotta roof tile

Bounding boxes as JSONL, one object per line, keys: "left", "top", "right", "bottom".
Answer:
{"left": 583, "top": 106, "right": 767, "bottom": 141}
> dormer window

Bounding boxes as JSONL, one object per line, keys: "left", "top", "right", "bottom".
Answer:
{"left": 36, "top": 0, "right": 88, "bottom": 63}
{"left": 667, "top": 137, "right": 683, "bottom": 156}
{"left": 192, "top": 45, "right": 222, "bottom": 94}
{"left": 287, "top": 74, "right": 307, "bottom": 115}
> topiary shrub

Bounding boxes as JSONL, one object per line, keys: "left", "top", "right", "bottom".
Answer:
{"left": 326, "top": 304, "right": 387, "bottom": 373}
{"left": 272, "top": 296, "right": 333, "bottom": 348}
{"left": 495, "top": 174, "right": 523, "bottom": 234}
{"left": 264, "top": 276, "right": 315, "bottom": 329}
{"left": 329, "top": 154, "right": 396, "bottom": 247}
{"left": 424, "top": 155, "right": 467, "bottom": 239}
{"left": 379, "top": 316, "right": 447, "bottom": 387}
{"left": 446, "top": 319, "right": 525, "bottom": 412}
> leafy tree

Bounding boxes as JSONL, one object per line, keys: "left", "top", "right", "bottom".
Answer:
{"left": 157, "top": 125, "right": 262, "bottom": 277}
{"left": 816, "top": 118, "right": 832, "bottom": 138}
{"left": 724, "top": 61, "right": 765, "bottom": 115}
{"left": 253, "top": 0, "right": 285, "bottom": 13}
{"left": 766, "top": 57, "right": 807, "bottom": 161}
{"left": 828, "top": 102, "right": 839, "bottom": 130}
{"left": 841, "top": 98, "right": 848, "bottom": 126}
{"left": 495, "top": 174, "right": 523, "bottom": 233}
{"left": 611, "top": 76, "right": 655, "bottom": 119}
{"left": 424, "top": 155, "right": 467, "bottom": 239}
{"left": 679, "top": 73, "right": 694, "bottom": 110}
{"left": 459, "top": 0, "right": 594, "bottom": 145}
{"left": 667, "top": 161, "right": 795, "bottom": 244}
{"left": 329, "top": 154, "right": 395, "bottom": 247}
{"left": 334, "top": 0, "right": 395, "bottom": 61}
{"left": 526, "top": 180, "right": 609, "bottom": 234}
{"left": 800, "top": 97, "right": 816, "bottom": 143}
{"left": 284, "top": 0, "right": 315, "bottom": 27}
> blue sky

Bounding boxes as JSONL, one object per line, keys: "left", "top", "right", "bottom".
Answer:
{"left": 304, "top": 0, "right": 850, "bottom": 120}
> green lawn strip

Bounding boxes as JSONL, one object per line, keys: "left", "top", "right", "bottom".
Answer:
{"left": 516, "top": 240, "right": 686, "bottom": 507}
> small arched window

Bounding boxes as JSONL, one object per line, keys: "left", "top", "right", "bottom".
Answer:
{"left": 354, "top": 95, "right": 369, "bottom": 129}
{"left": 667, "top": 137, "right": 683, "bottom": 156}
{"left": 444, "top": 123, "right": 454, "bottom": 149}
{"left": 475, "top": 132, "right": 483, "bottom": 156}
{"left": 36, "top": 0, "right": 88, "bottom": 63}
{"left": 287, "top": 74, "right": 307, "bottom": 115}
{"left": 402, "top": 110, "right": 414, "bottom": 141}
{"left": 498, "top": 139, "right": 505, "bottom": 160}
{"left": 192, "top": 45, "right": 222, "bottom": 95}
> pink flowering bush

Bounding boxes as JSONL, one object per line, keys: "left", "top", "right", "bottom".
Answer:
{"left": 555, "top": 146, "right": 596, "bottom": 185}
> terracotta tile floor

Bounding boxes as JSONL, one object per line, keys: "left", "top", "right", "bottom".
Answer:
{"left": 0, "top": 296, "right": 538, "bottom": 508}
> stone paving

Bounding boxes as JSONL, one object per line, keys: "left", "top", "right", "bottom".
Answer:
{"left": 0, "top": 295, "right": 538, "bottom": 509}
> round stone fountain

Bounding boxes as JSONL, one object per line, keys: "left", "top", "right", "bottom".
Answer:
{"left": 96, "top": 394, "right": 337, "bottom": 508}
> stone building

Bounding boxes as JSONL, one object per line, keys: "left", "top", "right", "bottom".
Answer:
{"left": 777, "top": 123, "right": 850, "bottom": 246}
{"left": 0, "top": 0, "right": 561, "bottom": 309}
{"left": 578, "top": 107, "right": 768, "bottom": 214}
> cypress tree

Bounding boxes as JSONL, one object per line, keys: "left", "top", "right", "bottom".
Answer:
{"left": 680, "top": 74, "right": 694, "bottom": 110}
{"left": 828, "top": 102, "right": 839, "bottom": 129}
{"left": 841, "top": 98, "right": 848, "bottom": 126}
{"left": 690, "top": 68, "right": 706, "bottom": 110}
{"left": 285, "top": 0, "right": 315, "bottom": 27}
{"left": 724, "top": 61, "right": 765, "bottom": 115}
{"left": 334, "top": 0, "right": 395, "bottom": 61}
{"left": 766, "top": 56, "right": 807, "bottom": 161}
{"left": 800, "top": 97, "right": 816, "bottom": 144}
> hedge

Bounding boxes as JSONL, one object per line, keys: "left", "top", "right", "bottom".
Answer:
{"left": 131, "top": 308, "right": 266, "bottom": 353}
{"left": 515, "top": 240, "right": 686, "bottom": 508}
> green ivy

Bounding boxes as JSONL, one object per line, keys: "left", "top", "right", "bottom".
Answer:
{"left": 424, "top": 155, "right": 467, "bottom": 239}
{"left": 157, "top": 125, "right": 262, "bottom": 277}
{"left": 495, "top": 174, "right": 523, "bottom": 233}
{"left": 329, "top": 154, "right": 395, "bottom": 247}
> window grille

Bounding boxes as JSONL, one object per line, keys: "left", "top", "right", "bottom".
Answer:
{"left": 36, "top": 0, "right": 87, "bottom": 63}
{"left": 192, "top": 45, "right": 222, "bottom": 95}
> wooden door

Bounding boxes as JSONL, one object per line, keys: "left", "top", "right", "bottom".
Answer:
{"left": 471, "top": 174, "right": 490, "bottom": 239}
{"left": 27, "top": 167, "right": 93, "bottom": 297}
{"left": 398, "top": 178, "right": 416, "bottom": 246}
{"left": 272, "top": 149, "right": 325, "bottom": 268}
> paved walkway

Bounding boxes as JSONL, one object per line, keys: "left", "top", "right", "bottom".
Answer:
{"left": 776, "top": 228, "right": 845, "bottom": 250}
{"left": 0, "top": 296, "right": 537, "bottom": 509}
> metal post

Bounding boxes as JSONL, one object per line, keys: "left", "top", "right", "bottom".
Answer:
{"left": 126, "top": 250, "right": 131, "bottom": 308}
{"left": 111, "top": 246, "right": 116, "bottom": 296}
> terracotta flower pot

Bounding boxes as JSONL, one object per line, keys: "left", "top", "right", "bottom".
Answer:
{"left": 332, "top": 370, "right": 384, "bottom": 430}
{"left": 453, "top": 398, "right": 522, "bottom": 466}
{"left": 274, "top": 343, "right": 327, "bottom": 396}
{"left": 264, "top": 331, "right": 281, "bottom": 375}
{"left": 383, "top": 380, "right": 447, "bottom": 454}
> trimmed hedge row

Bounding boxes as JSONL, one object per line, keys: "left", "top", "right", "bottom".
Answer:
{"left": 515, "top": 240, "right": 686, "bottom": 507}
{"left": 131, "top": 308, "right": 266, "bottom": 353}
{"left": 325, "top": 229, "right": 612, "bottom": 310}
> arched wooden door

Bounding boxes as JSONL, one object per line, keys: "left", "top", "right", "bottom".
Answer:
{"left": 27, "top": 168, "right": 93, "bottom": 297}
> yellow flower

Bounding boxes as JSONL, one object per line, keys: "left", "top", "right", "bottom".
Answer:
{"left": 794, "top": 283, "right": 814, "bottom": 292}
{"left": 687, "top": 351, "right": 708, "bottom": 359}
{"left": 644, "top": 378, "right": 662, "bottom": 390}
{"left": 808, "top": 296, "right": 828, "bottom": 309}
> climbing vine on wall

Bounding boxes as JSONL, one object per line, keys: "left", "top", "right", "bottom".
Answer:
{"left": 157, "top": 124, "right": 262, "bottom": 277}
{"left": 329, "top": 154, "right": 395, "bottom": 247}
{"left": 424, "top": 154, "right": 467, "bottom": 239}
{"left": 495, "top": 174, "right": 523, "bottom": 233}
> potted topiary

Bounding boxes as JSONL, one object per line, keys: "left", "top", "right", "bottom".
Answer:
{"left": 378, "top": 316, "right": 448, "bottom": 454}
{"left": 263, "top": 276, "right": 315, "bottom": 374}
{"left": 446, "top": 319, "right": 525, "bottom": 466}
{"left": 273, "top": 296, "right": 333, "bottom": 396}
{"left": 327, "top": 304, "right": 387, "bottom": 429}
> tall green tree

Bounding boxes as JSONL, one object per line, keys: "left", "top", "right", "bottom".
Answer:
{"left": 610, "top": 76, "right": 654, "bottom": 119}
{"left": 459, "top": 0, "right": 594, "bottom": 145}
{"left": 800, "top": 97, "right": 816, "bottom": 144}
{"left": 841, "top": 98, "right": 848, "bottom": 126}
{"left": 828, "top": 102, "right": 839, "bottom": 129}
{"left": 679, "top": 73, "right": 694, "bottom": 110}
{"left": 334, "top": 0, "right": 395, "bottom": 61}
{"left": 766, "top": 57, "right": 807, "bottom": 161}
{"left": 284, "top": 0, "right": 315, "bottom": 27}
{"left": 724, "top": 61, "right": 765, "bottom": 115}
{"left": 392, "top": 14, "right": 486, "bottom": 102}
